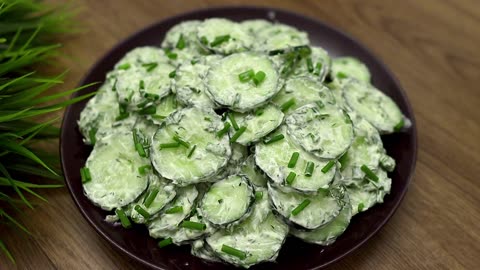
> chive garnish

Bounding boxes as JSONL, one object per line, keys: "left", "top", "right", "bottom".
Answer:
{"left": 138, "top": 165, "right": 152, "bottom": 175}
{"left": 210, "top": 35, "right": 230, "bottom": 47}
{"left": 142, "top": 62, "right": 158, "bottom": 72}
{"left": 200, "top": 36, "right": 208, "bottom": 45}
{"left": 361, "top": 165, "right": 379, "bottom": 182}
{"left": 115, "top": 112, "right": 129, "bottom": 121}
{"left": 313, "top": 62, "right": 323, "bottom": 75}
{"left": 117, "top": 63, "right": 131, "bottom": 70}
{"left": 263, "top": 134, "right": 284, "bottom": 144}
{"left": 152, "top": 115, "right": 166, "bottom": 120}
{"left": 305, "top": 161, "right": 315, "bottom": 177}
{"left": 253, "top": 71, "right": 266, "bottom": 86}
{"left": 204, "top": 116, "right": 211, "bottom": 122}
{"left": 88, "top": 128, "right": 97, "bottom": 145}
{"left": 180, "top": 220, "right": 206, "bottom": 230}
{"left": 173, "top": 135, "right": 190, "bottom": 148}
{"left": 288, "top": 152, "right": 300, "bottom": 168}
{"left": 394, "top": 119, "right": 405, "bottom": 132}
{"left": 176, "top": 34, "right": 186, "bottom": 49}
{"left": 144, "top": 188, "right": 159, "bottom": 208}
{"left": 144, "top": 92, "right": 160, "bottom": 100}
{"left": 255, "top": 191, "right": 263, "bottom": 201}
{"left": 280, "top": 98, "right": 296, "bottom": 112}
{"left": 336, "top": 71, "right": 348, "bottom": 79}
{"left": 228, "top": 113, "right": 239, "bottom": 130}
{"left": 138, "top": 105, "right": 156, "bottom": 115}
{"left": 315, "top": 100, "right": 324, "bottom": 109}
{"left": 221, "top": 244, "right": 246, "bottom": 260}
{"left": 133, "top": 132, "right": 147, "bottom": 157}
{"left": 158, "top": 237, "right": 173, "bottom": 248}
{"left": 321, "top": 160, "right": 335, "bottom": 173}
{"left": 169, "top": 70, "right": 176, "bottom": 78}
{"left": 358, "top": 202, "right": 365, "bottom": 212}
{"left": 115, "top": 209, "right": 131, "bottom": 228}
{"left": 238, "top": 69, "right": 254, "bottom": 83}
{"left": 80, "top": 167, "right": 91, "bottom": 184}
{"left": 255, "top": 109, "right": 264, "bottom": 116}
{"left": 187, "top": 145, "right": 197, "bottom": 158}
{"left": 165, "top": 206, "right": 183, "bottom": 214}
{"left": 306, "top": 57, "right": 314, "bottom": 72}
{"left": 286, "top": 172, "right": 296, "bottom": 185}
{"left": 191, "top": 58, "right": 199, "bottom": 65}
{"left": 291, "top": 199, "right": 311, "bottom": 216}
{"left": 230, "top": 126, "right": 247, "bottom": 143}
{"left": 166, "top": 51, "right": 177, "bottom": 60}
{"left": 216, "top": 122, "right": 231, "bottom": 138}
{"left": 134, "top": 205, "right": 151, "bottom": 219}
{"left": 159, "top": 142, "right": 180, "bottom": 149}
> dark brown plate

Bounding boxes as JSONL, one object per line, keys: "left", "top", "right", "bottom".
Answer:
{"left": 60, "top": 6, "right": 417, "bottom": 270}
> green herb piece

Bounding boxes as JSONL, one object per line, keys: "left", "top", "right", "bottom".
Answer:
{"left": 187, "top": 145, "right": 197, "bottom": 158}
{"left": 253, "top": 71, "right": 266, "bottom": 86}
{"left": 228, "top": 113, "right": 239, "bottom": 130}
{"left": 200, "top": 36, "right": 208, "bottom": 45}
{"left": 288, "top": 152, "right": 300, "bottom": 168}
{"left": 88, "top": 128, "right": 97, "bottom": 145}
{"left": 291, "top": 199, "right": 311, "bottom": 216}
{"left": 138, "top": 105, "right": 156, "bottom": 115}
{"left": 321, "top": 160, "right": 335, "bottom": 173}
{"left": 216, "top": 122, "right": 231, "bottom": 138}
{"left": 238, "top": 69, "right": 255, "bottom": 83}
{"left": 173, "top": 135, "right": 190, "bottom": 148}
{"left": 180, "top": 220, "right": 206, "bottom": 230}
{"left": 394, "top": 119, "right": 405, "bottom": 132}
{"left": 280, "top": 98, "right": 296, "bottom": 112}
{"left": 80, "top": 167, "right": 91, "bottom": 184}
{"left": 169, "top": 70, "right": 176, "bottom": 78}
{"left": 117, "top": 63, "right": 131, "bottom": 70}
{"left": 210, "top": 35, "right": 230, "bottom": 47}
{"left": 313, "top": 62, "right": 323, "bottom": 75}
{"left": 142, "top": 62, "right": 158, "bottom": 72}
{"left": 338, "top": 153, "right": 349, "bottom": 171}
{"left": 286, "top": 172, "right": 296, "bottom": 185}
{"left": 166, "top": 51, "right": 177, "bottom": 60}
{"left": 315, "top": 100, "right": 324, "bottom": 109}
{"left": 305, "top": 161, "right": 315, "bottom": 177}
{"left": 191, "top": 58, "right": 200, "bottom": 65}
{"left": 158, "top": 238, "right": 173, "bottom": 248}
{"left": 361, "top": 165, "right": 379, "bottom": 182}
{"left": 263, "top": 134, "right": 285, "bottom": 144}
{"left": 306, "top": 57, "right": 314, "bottom": 73}
{"left": 115, "top": 209, "right": 131, "bottom": 228}
{"left": 336, "top": 71, "right": 348, "bottom": 79}
{"left": 255, "top": 191, "right": 263, "bottom": 201}
{"left": 138, "top": 165, "right": 152, "bottom": 175}
{"left": 358, "top": 202, "right": 365, "bottom": 212}
{"left": 204, "top": 117, "right": 211, "bottom": 122}
{"left": 230, "top": 126, "right": 247, "bottom": 143}
{"left": 165, "top": 206, "right": 184, "bottom": 214}
{"left": 152, "top": 115, "right": 166, "bottom": 120}
{"left": 255, "top": 109, "right": 264, "bottom": 116}
{"left": 134, "top": 205, "right": 151, "bottom": 219}
{"left": 159, "top": 142, "right": 180, "bottom": 149}
{"left": 133, "top": 132, "right": 147, "bottom": 157}
{"left": 221, "top": 245, "right": 246, "bottom": 260}
{"left": 176, "top": 34, "right": 186, "bottom": 49}
{"left": 144, "top": 188, "right": 159, "bottom": 208}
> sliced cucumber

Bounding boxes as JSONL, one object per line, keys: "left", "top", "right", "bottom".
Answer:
{"left": 114, "top": 47, "right": 170, "bottom": 69}
{"left": 161, "top": 20, "right": 201, "bottom": 50}
{"left": 286, "top": 103, "right": 354, "bottom": 159}
{"left": 255, "top": 24, "right": 309, "bottom": 52}
{"left": 150, "top": 107, "right": 231, "bottom": 185}
{"left": 200, "top": 175, "right": 254, "bottom": 226}
{"left": 255, "top": 126, "right": 336, "bottom": 192}
{"left": 83, "top": 131, "right": 149, "bottom": 210}
{"left": 206, "top": 187, "right": 288, "bottom": 268}
{"left": 331, "top": 57, "right": 371, "bottom": 83}
{"left": 241, "top": 155, "right": 268, "bottom": 188}
{"left": 325, "top": 79, "right": 348, "bottom": 109}
{"left": 241, "top": 19, "right": 273, "bottom": 35}
{"left": 268, "top": 183, "right": 343, "bottom": 230}
{"left": 343, "top": 79, "right": 405, "bottom": 134}
{"left": 272, "top": 76, "right": 336, "bottom": 114}
{"left": 152, "top": 213, "right": 216, "bottom": 245}
{"left": 201, "top": 142, "right": 248, "bottom": 183}
{"left": 206, "top": 52, "right": 280, "bottom": 112}
{"left": 148, "top": 185, "right": 199, "bottom": 235}
{"left": 227, "top": 104, "right": 284, "bottom": 145}
{"left": 132, "top": 116, "right": 159, "bottom": 149}
{"left": 292, "top": 46, "right": 331, "bottom": 82}
{"left": 147, "top": 94, "right": 181, "bottom": 125}
{"left": 191, "top": 240, "right": 221, "bottom": 263}
{"left": 197, "top": 18, "right": 253, "bottom": 54}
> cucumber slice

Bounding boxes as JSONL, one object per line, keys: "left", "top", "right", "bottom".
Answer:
{"left": 331, "top": 57, "right": 371, "bottom": 83}
{"left": 95, "top": 113, "right": 138, "bottom": 141}
{"left": 291, "top": 46, "right": 331, "bottom": 82}
{"left": 255, "top": 126, "right": 336, "bottom": 192}
{"left": 147, "top": 94, "right": 181, "bottom": 125}
{"left": 197, "top": 18, "right": 253, "bottom": 54}
{"left": 206, "top": 187, "right": 288, "bottom": 268}
{"left": 268, "top": 183, "right": 343, "bottom": 230}
{"left": 191, "top": 240, "right": 221, "bottom": 262}
{"left": 241, "top": 155, "right": 268, "bottom": 188}
{"left": 286, "top": 103, "right": 354, "bottom": 159}
{"left": 241, "top": 19, "right": 273, "bottom": 35}
{"left": 227, "top": 104, "right": 284, "bottom": 145}
{"left": 255, "top": 24, "right": 309, "bottom": 52}
{"left": 206, "top": 52, "right": 280, "bottom": 112}
{"left": 83, "top": 131, "right": 149, "bottom": 210}
{"left": 150, "top": 107, "right": 231, "bottom": 185}
{"left": 78, "top": 82, "right": 118, "bottom": 145}
{"left": 346, "top": 169, "right": 392, "bottom": 215}
{"left": 161, "top": 20, "right": 201, "bottom": 50}
{"left": 343, "top": 79, "right": 405, "bottom": 134}
{"left": 114, "top": 47, "right": 170, "bottom": 69}
{"left": 152, "top": 213, "right": 216, "bottom": 245}
{"left": 201, "top": 142, "right": 248, "bottom": 183}
{"left": 148, "top": 185, "right": 199, "bottom": 235}
{"left": 325, "top": 79, "right": 348, "bottom": 109}
{"left": 272, "top": 76, "right": 336, "bottom": 114}
{"left": 132, "top": 116, "right": 159, "bottom": 148}
{"left": 129, "top": 174, "right": 176, "bottom": 223}
{"left": 199, "top": 175, "right": 254, "bottom": 226}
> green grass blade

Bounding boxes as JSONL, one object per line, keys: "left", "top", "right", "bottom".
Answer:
{"left": 0, "top": 140, "right": 57, "bottom": 175}
{"left": 0, "top": 239, "right": 15, "bottom": 264}
{"left": 0, "top": 162, "right": 32, "bottom": 209}
{"left": 0, "top": 209, "right": 30, "bottom": 235}
{"left": 5, "top": 163, "right": 62, "bottom": 181}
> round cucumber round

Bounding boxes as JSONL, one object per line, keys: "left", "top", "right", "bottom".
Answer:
{"left": 151, "top": 213, "right": 216, "bottom": 245}
{"left": 241, "top": 19, "right": 273, "bottom": 35}
{"left": 291, "top": 46, "right": 331, "bottom": 82}
{"left": 147, "top": 94, "right": 181, "bottom": 125}
{"left": 191, "top": 240, "right": 221, "bottom": 262}
{"left": 331, "top": 56, "right": 371, "bottom": 83}
{"left": 241, "top": 155, "right": 268, "bottom": 188}
{"left": 197, "top": 18, "right": 253, "bottom": 54}
{"left": 114, "top": 47, "right": 170, "bottom": 69}
{"left": 161, "top": 20, "right": 201, "bottom": 50}
{"left": 255, "top": 24, "right": 309, "bottom": 52}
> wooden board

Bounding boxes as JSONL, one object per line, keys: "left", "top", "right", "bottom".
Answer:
{"left": 1, "top": 0, "right": 479, "bottom": 269}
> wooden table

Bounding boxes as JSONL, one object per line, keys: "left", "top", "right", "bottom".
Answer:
{"left": 1, "top": 0, "right": 479, "bottom": 269}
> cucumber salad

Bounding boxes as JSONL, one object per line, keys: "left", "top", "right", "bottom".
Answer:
{"left": 78, "top": 18, "right": 410, "bottom": 268}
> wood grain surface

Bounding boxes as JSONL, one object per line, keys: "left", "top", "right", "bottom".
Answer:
{"left": 1, "top": 0, "right": 479, "bottom": 269}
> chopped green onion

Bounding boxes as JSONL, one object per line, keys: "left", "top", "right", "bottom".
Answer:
{"left": 204, "top": 116, "right": 211, "bottom": 122}
{"left": 117, "top": 63, "right": 131, "bottom": 70}
{"left": 115, "top": 209, "right": 132, "bottom": 228}
{"left": 144, "top": 188, "right": 159, "bottom": 208}
{"left": 238, "top": 69, "right": 255, "bottom": 83}
{"left": 115, "top": 112, "right": 129, "bottom": 121}
{"left": 315, "top": 100, "right": 324, "bottom": 109}
{"left": 200, "top": 36, "right": 208, "bottom": 45}
{"left": 228, "top": 113, "right": 239, "bottom": 130}
{"left": 138, "top": 105, "right": 156, "bottom": 115}
{"left": 80, "top": 167, "right": 91, "bottom": 184}
{"left": 88, "top": 128, "right": 97, "bottom": 145}
{"left": 321, "top": 160, "right": 335, "bottom": 173}
{"left": 286, "top": 172, "right": 296, "bottom": 185}
{"left": 255, "top": 109, "right": 264, "bottom": 116}
{"left": 230, "top": 126, "right": 247, "bottom": 143}
{"left": 134, "top": 205, "right": 151, "bottom": 219}
{"left": 253, "top": 71, "right": 266, "bottom": 86}
{"left": 306, "top": 57, "right": 314, "bottom": 72}
{"left": 159, "top": 142, "right": 180, "bottom": 149}
{"left": 176, "top": 34, "right": 186, "bottom": 49}
{"left": 191, "top": 58, "right": 199, "bottom": 65}
{"left": 255, "top": 191, "right": 263, "bottom": 201}
{"left": 139, "top": 80, "right": 145, "bottom": 89}
{"left": 144, "top": 93, "right": 160, "bottom": 100}
{"left": 361, "top": 165, "right": 379, "bottom": 182}
{"left": 305, "top": 161, "right": 315, "bottom": 177}
{"left": 187, "top": 145, "right": 197, "bottom": 158}
{"left": 263, "top": 134, "right": 284, "bottom": 144}
{"left": 142, "top": 62, "right": 158, "bottom": 72}
{"left": 338, "top": 153, "right": 349, "bottom": 170}
{"left": 336, "top": 71, "right": 348, "bottom": 79}
{"left": 152, "top": 115, "right": 166, "bottom": 120}
{"left": 169, "top": 70, "right": 176, "bottom": 78}
{"left": 358, "top": 202, "right": 365, "bottom": 212}
{"left": 394, "top": 119, "right": 405, "bottom": 132}
{"left": 165, "top": 206, "right": 183, "bottom": 214}
{"left": 166, "top": 51, "right": 177, "bottom": 60}
{"left": 138, "top": 165, "right": 152, "bottom": 175}
{"left": 280, "top": 98, "right": 296, "bottom": 112}
{"left": 210, "top": 35, "right": 230, "bottom": 47}
{"left": 180, "top": 220, "right": 206, "bottom": 230}
{"left": 313, "top": 62, "right": 323, "bottom": 75}
{"left": 291, "top": 199, "right": 311, "bottom": 216}
{"left": 221, "top": 244, "right": 246, "bottom": 260}
{"left": 133, "top": 132, "right": 147, "bottom": 157}
{"left": 216, "top": 122, "right": 231, "bottom": 138}
{"left": 158, "top": 238, "right": 173, "bottom": 248}
{"left": 173, "top": 135, "right": 190, "bottom": 148}
{"left": 288, "top": 152, "right": 300, "bottom": 168}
